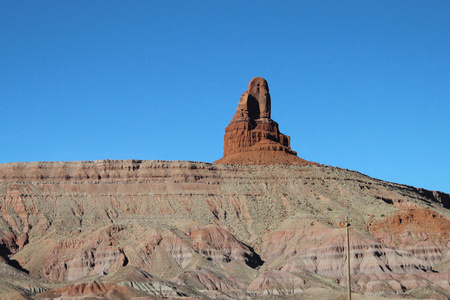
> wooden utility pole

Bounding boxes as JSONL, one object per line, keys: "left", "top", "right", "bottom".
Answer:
{"left": 345, "top": 214, "right": 352, "bottom": 300}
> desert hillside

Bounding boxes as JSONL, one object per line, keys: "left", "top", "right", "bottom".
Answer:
{"left": 0, "top": 159, "right": 449, "bottom": 299}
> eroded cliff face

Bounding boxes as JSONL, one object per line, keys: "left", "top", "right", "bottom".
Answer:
{"left": 0, "top": 160, "right": 449, "bottom": 299}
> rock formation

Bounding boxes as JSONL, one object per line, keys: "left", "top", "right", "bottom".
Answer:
{"left": 215, "top": 77, "right": 314, "bottom": 165}
{"left": 1, "top": 79, "right": 448, "bottom": 299}
{"left": 0, "top": 160, "right": 449, "bottom": 299}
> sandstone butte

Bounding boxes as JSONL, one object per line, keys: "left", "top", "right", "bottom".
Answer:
{"left": 0, "top": 78, "right": 449, "bottom": 300}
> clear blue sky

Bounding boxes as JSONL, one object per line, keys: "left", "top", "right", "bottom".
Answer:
{"left": 1, "top": 1, "right": 449, "bottom": 193}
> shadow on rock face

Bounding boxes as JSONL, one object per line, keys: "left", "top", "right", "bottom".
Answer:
{"left": 0, "top": 243, "right": 29, "bottom": 274}
{"left": 243, "top": 243, "right": 264, "bottom": 269}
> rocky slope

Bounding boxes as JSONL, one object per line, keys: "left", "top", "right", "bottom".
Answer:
{"left": 0, "top": 160, "right": 449, "bottom": 299}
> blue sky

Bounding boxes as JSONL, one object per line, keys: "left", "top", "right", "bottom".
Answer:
{"left": 1, "top": 1, "right": 449, "bottom": 193}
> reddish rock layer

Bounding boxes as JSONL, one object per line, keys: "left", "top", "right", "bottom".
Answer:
{"left": 369, "top": 208, "right": 450, "bottom": 250}
{"left": 38, "top": 281, "right": 147, "bottom": 299}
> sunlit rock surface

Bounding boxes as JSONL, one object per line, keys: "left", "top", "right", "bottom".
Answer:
{"left": 0, "top": 160, "right": 449, "bottom": 299}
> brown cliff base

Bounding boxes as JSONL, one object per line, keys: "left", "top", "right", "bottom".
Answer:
{"left": 215, "top": 77, "right": 315, "bottom": 165}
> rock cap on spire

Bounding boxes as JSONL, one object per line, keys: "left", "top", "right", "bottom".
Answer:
{"left": 232, "top": 77, "right": 271, "bottom": 122}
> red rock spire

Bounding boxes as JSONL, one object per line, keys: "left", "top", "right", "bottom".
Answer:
{"left": 214, "top": 77, "right": 314, "bottom": 165}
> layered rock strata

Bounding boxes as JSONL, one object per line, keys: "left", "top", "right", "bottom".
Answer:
{"left": 0, "top": 160, "right": 449, "bottom": 299}
{"left": 215, "top": 77, "right": 314, "bottom": 165}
